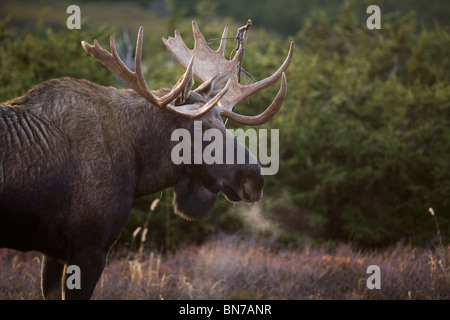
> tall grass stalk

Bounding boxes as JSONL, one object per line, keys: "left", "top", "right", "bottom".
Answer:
{"left": 428, "top": 207, "right": 449, "bottom": 286}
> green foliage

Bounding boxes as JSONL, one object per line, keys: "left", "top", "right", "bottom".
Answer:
{"left": 264, "top": 5, "right": 450, "bottom": 246}
{"left": 0, "top": 23, "right": 115, "bottom": 102}
{"left": 167, "top": 0, "right": 450, "bottom": 35}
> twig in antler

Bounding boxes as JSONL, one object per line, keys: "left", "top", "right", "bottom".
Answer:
{"left": 231, "top": 19, "right": 253, "bottom": 83}
{"left": 207, "top": 20, "right": 254, "bottom": 84}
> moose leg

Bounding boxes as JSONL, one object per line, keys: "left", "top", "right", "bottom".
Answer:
{"left": 62, "top": 248, "right": 107, "bottom": 300}
{"left": 41, "top": 255, "right": 65, "bottom": 300}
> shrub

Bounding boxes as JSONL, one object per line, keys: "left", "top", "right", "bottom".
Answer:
{"left": 263, "top": 5, "right": 450, "bottom": 246}
{"left": 0, "top": 20, "right": 114, "bottom": 101}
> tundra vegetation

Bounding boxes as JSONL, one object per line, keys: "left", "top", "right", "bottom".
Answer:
{"left": 0, "top": 0, "right": 449, "bottom": 299}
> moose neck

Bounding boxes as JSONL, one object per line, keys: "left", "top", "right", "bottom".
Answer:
{"left": 117, "top": 90, "right": 184, "bottom": 199}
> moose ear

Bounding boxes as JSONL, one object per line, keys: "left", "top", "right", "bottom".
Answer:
{"left": 174, "top": 68, "right": 195, "bottom": 105}
{"left": 195, "top": 71, "right": 231, "bottom": 100}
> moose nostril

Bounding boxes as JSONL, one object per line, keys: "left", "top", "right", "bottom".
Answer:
{"left": 241, "top": 179, "right": 263, "bottom": 203}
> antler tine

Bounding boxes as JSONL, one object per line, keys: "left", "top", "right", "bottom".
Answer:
{"left": 217, "top": 26, "right": 228, "bottom": 55}
{"left": 218, "top": 73, "right": 287, "bottom": 125}
{"left": 220, "top": 41, "right": 295, "bottom": 111}
{"left": 82, "top": 27, "right": 194, "bottom": 109}
{"left": 163, "top": 21, "right": 237, "bottom": 83}
{"left": 192, "top": 20, "right": 209, "bottom": 51}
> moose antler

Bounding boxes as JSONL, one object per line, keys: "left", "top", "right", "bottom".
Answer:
{"left": 82, "top": 27, "right": 230, "bottom": 119}
{"left": 163, "top": 21, "right": 295, "bottom": 125}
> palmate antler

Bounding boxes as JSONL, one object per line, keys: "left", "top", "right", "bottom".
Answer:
{"left": 82, "top": 22, "right": 293, "bottom": 123}
{"left": 163, "top": 21, "right": 295, "bottom": 125}
{"left": 82, "top": 27, "right": 230, "bottom": 119}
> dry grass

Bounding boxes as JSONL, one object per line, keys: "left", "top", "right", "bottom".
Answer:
{"left": 0, "top": 234, "right": 448, "bottom": 300}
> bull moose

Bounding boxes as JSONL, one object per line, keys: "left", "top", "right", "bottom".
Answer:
{"left": 0, "top": 21, "right": 294, "bottom": 299}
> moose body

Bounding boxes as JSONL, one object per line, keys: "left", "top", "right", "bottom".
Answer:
{"left": 0, "top": 78, "right": 182, "bottom": 298}
{"left": 0, "top": 21, "right": 293, "bottom": 299}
